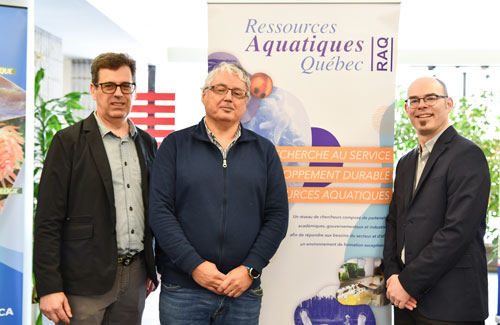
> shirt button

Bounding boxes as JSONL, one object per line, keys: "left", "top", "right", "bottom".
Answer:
{"left": 131, "top": 229, "right": 135, "bottom": 234}
{"left": 127, "top": 184, "right": 130, "bottom": 188}
{"left": 129, "top": 206, "right": 133, "bottom": 211}
{"left": 124, "top": 162, "right": 128, "bottom": 166}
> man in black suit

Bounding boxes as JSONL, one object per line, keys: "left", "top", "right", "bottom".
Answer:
{"left": 34, "top": 53, "right": 157, "bottom": 324}
{"left": 384, "top": 77, "right": 490, "bottom": 324}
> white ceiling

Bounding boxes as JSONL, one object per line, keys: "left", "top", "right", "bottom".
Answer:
{"left": 34, "top": 0, "right": 143, "bottom": 60}
{"left": 35, "top": 0, "right": 500, "bottom": 65}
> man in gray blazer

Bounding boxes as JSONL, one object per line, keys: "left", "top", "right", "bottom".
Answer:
{"left": 34, "top": 53, "right": 157, "bottom": 324}
{"left": 383, "top": 77, "right": 490, "bottom": 324}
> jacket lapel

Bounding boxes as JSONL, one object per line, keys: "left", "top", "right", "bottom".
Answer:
{"left": 410, "top": 126, "right": 456, "bottom": 204}
{"left": 404, "top": 148, "right": 418, "bottom": 207}
{"left": 83, "top": 114, "right": 115, "bottom": 223}
{"left": 133, "top": 133, "right": 148, "bottom": 204}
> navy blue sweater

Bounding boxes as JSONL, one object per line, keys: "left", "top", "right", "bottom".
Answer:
{"left": 149, "top": 119, "right": 289, "bottom": 289}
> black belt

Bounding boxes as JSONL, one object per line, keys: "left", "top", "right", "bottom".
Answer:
{"left": 117, "top": 251, "right": 142, "bottom": 266}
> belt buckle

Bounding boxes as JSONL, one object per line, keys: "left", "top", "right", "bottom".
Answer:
{"left": 117, "top": 255, "right": 134, "bottom": 266}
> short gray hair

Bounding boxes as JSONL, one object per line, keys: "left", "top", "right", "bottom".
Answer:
{"left": 202, "top": 62, "right": 251, "bottom": 101}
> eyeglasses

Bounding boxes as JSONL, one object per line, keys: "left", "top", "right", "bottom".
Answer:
{"left": 205, "top": 84, "right": 247, "bottom": 99}
{"left": 94, "top": 82, "right": 136, "bottom": 94}
{"left": 406, "top": 95, "right": 447, "bottom": 108}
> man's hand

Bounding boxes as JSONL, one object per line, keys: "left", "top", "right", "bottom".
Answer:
{"left": 39, "top": 292, "right": 72, "bottom": 324}
{"left": 146, "top": 277, "right": 158, "bottom": 298}
{"left": 192, "top": 261, "right": 226, "bottom": 294}
{"left": 386, "top": 274, "right": 417, "bottom": 310}
{"left": 404, "top": 297, "right": 418, "bottom": 310}
{"left": 217, "top": 265, "right": 253, "bottom": 298}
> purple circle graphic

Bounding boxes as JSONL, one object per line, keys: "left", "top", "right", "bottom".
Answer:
{"left": 303, "top": 127, "right": 342, "bottom": 187}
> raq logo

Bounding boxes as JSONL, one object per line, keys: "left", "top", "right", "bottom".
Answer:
{"left": 370, "top": 37, "right": 394, "bottom": 72}
{"left": 0, "top": 307, "right": 14, "bottom": 316}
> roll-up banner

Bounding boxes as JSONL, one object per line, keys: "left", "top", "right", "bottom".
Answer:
{"left": 0, "top": 2, "right": 28, "bottom": 324}
{"left": 208, "top": 1, "right": 400, "bottom": 323}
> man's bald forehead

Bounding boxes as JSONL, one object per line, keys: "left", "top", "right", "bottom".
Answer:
{"left": 408, "top": 77, "right": 447, "bottom": 96}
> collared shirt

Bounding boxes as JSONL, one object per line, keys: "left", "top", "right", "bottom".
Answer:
{"left": 414, "top": 127, "right": 449, "bottom": 192}
{"left": 402, "top": 126, "right": 450, "bottom": 264}
{"left": 204, "top": 117, "right": 241, "bottom": 166}
{"left": 94, "top": 112, "right": 144, "bottom": 255}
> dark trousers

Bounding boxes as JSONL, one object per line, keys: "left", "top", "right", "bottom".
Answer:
{"left": 58, "top": 255, "right": 147, "bottom": 325}
{"left": 394, "top": 308, "right": 485, "bottom": 325}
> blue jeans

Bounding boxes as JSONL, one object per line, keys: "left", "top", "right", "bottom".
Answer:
{"left": 159, "top": 282, "right": 263, "bottom": 325}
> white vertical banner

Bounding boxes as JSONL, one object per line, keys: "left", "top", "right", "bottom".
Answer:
{"left": 208, "top": 1, "right": 400, "bottom": 323}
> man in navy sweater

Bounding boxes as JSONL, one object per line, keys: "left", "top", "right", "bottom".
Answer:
{"left": 149, "top": 62, "right": 289, "bottom": 324}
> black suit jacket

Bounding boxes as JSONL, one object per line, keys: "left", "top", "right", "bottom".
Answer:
{"left": 34, "top": 113, "right": 158, "bottom": 297}
{"left": 383, "top": 126, "right": 490, "bottom": 322}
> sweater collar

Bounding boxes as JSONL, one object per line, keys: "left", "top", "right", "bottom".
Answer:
{"left": 192, "top": 118, "right": 256, "bottom": 143}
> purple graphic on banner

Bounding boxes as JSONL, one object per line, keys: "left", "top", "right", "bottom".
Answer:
{"left": 304, "top": 127, "right": 342, "bottom": 187}
{"left": 294, "top": 296, "right": 375, "bottom": 325}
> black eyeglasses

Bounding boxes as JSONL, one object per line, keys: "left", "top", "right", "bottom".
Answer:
{"left": 205, "top": 84, "right": 247, "bottom": 99}
{"left": 406, "top": 95, "right": 447, "bottom": 108}
{"left": 94, "top": 82, "right": 136, "bottom": 94}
